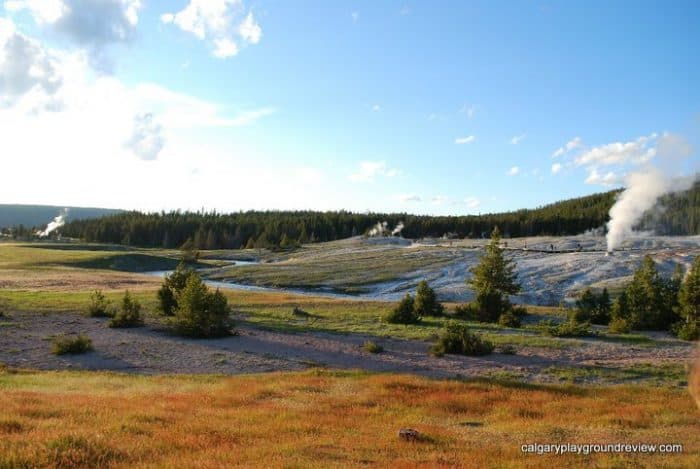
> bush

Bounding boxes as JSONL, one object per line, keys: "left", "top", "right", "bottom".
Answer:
{"left": 52, "top": 334, "right": 93, "bottom": 355}
{"left": 453, "top": 303, "right": 478, "bottom": 320}
{"left": 414, "top": 280, "right": 444, "bottom": 317}
{"left": 86, "top": 290, "right": 115, "bottom": 318}
{"left": 608, "top": 317, "right": 632, "bottom": 334}
{"left": 429, "top": 322, "right": 494, "bottom": 357}
{"left": 108, "top": 291, "right": 144, "bottom": 328}
{"left": 498, "top": 311, "right": 521, "bottom": 328}
{"left": 498, "top": 344, "right": 517, "bottom": 355}
{"left": 363, "top": 341, "right": 384, "bottom": 353}
{"left": 673, "top": 320, "right": 699, "bottom": 341}
{"left": 170, "top": 275, "right": 232, "bottom": 338}
{"left": 538, "top": 319, "right": 594, "bottom": 338}
{"left": 511, "top": 305, "right": 528, "bottom": 317}
{"left": 573, "top": 288, "right": 611, "bottom": 325}
{"left": 157, "top": 263, "right": 197, "bottom": 316}
{"left": 383, "top": 294, "right": 421, "bottom": 324}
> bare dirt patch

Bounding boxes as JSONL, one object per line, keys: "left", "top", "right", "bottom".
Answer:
{"left": 1, "top": 311, "right": 695, "bottom": 383}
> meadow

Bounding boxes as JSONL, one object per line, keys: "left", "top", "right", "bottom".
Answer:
{"left": 1, "top": 241, "right": 698, "bottom": 467}
{"left": 1, "top": 369, "right": 699, "bottom": 468}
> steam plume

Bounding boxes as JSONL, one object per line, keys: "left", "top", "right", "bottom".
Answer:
{"left": 37, "top": 208, "right": 68, "bottom": 237}
{"left": 391, "top": 221, "right": 404, "bottom": 236}
{"left": 367, "top": 221, "right": 388, "bottom": 237}
{"left": 605, "top": 133, "right": 696, "bottom": 252}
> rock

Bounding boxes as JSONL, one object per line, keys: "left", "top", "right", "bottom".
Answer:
{"left": 398, "top": 428, "right": 420, "bottom": 441}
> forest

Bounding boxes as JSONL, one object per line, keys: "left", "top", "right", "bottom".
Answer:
{"left": 8, "top": 182, "right": 700, "bottom": 250}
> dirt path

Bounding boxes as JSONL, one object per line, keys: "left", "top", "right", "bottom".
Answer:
{"left": 0, "top": 311, "right": 696, "bottom": 382}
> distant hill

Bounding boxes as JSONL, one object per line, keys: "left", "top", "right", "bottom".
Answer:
{"left": 0, "top": 204, "right": 122, "bottom": 229}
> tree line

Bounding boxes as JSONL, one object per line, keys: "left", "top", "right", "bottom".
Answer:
{"left": 14, "top": 182, "right": 700, "bottom": 249}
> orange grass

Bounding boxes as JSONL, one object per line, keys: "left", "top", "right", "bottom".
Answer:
{"left": 0, "top": 369, "right": 698, "bottom": 468}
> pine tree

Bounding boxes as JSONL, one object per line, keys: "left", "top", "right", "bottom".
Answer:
{"left": 414, "top": 280, "right": 444, "bottom": 317}
{"left": 467, "top": 227, "right": 520, "bottom": 321}
{"left": 677, "top": 256, "right": 700, "bottom": 340}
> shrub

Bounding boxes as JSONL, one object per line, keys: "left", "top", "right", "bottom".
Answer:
{"left": 157, "top": 263, "right": 197, "bottom": 316}
{"left": 511, "top": 305, "right": 528, "bottom": 317}
{"left": 498, "top": 311, "right": 521, "bottom": 328}
{"left": 498, "top": 344, "right": 517, "bottom": 355}
{"left": 170, "top": 275, "right": 232, "bottom": 338}
{"left": 52, "top": 334, "right": 93, "bottom": 355}
{"left": 86, "top": 290, "right": 115, "bottom": 318}
{"left": 673, "top": 320, "right": 699, "bottom": 341}
{"left": 363, "top": 341, "right": 384, "bottom": 353}
{"left": 573, "top": 288, "right": 611, "bottom": 325}
{"left": 414, "top": 280, "right": 444, "bottom": 317}
{"left": 538, "top": 319, "right": 594, "bottom": 338}
{"left": 453, "top": 303, "right": 478, "bottom": 320}
{"left": 108, "top": 291, "right": 144, "bottom": 328}
{"left": 383, "top": 294, "right": 420, "bottom": 324}
{"left": 429, "top": 322, "right": 494, "bottom": 357}
{"left": 608, "top": 317, "right": 632, "bottom": 334}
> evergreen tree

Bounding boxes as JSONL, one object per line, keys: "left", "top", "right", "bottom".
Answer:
{"left": 677, "top": 256, "right": 700, "bottom": 340}
{"left": 414, "top": 280, "right": 444, "bottom": 317}
{"left": 467, "top": 227, "right": 520, "bottom": 321}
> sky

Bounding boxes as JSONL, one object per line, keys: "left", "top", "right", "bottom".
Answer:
{"left": 0, "top": 0, "right": 699, "bottom": 215}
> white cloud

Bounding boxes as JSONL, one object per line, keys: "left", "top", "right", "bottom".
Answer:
{"left": 161, "top": 0, "right": 261, "bottom": 59}
{"left": 510, "top": 133, "right": 526, "bottom": 145}
{"left": 552, "top": 136, "right": 582, "bottom": 158}
{"left": 372, "top": 104, "right": 380, "bottom": 111}
{"left": 5, "top": 0, "right": 142, "bottom": 48}
{"left": 460, "top": 104, "right": 475, "bottom": 118}
{"left": 398, "top": 194, "right": 421, "bottom": 203}
{"left": 584, "top": 168, "right": 620, "bottom": 186}
{"left": 463, "top": 196, "right": 480, "bottom": 208}
{"left": 0, "top": 18, "right": 62, "bottom": 108}
{"left": 508, "top": 166, "right": 520, "bottom": 176}
{"left": 213, "top": 38, "right": 238, "bottom": 58}
{"left": 551, "top": 162, "right": 562, "bottom": 174}
{"left": 125, "top": 112, "right": 164, "bottom": 161}
{"left": 238, "top": 11, "right": 261, "bottom": 44}
{"left": 351, "top": 11, "right": 359, "bottom": 22}
{"left": 455, "top": 135, "right": 476, "bottom": 144}
{"left": 575, "top": 134, "right": 656, "bottom": 167}
{"left": 349, "top": 161, "right": 400, "bottom": 183}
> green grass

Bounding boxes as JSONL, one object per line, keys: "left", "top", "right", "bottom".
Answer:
{"left": 542, "top": 363, "right": 689, "bottom": 386}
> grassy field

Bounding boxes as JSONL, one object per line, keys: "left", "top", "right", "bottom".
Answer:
{"left": 0, "top": 368, "right": 698, "bottom": 468}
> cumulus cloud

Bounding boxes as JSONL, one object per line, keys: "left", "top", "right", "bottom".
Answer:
{"left": 510, "top": 134, "right": 526, "bottom": 145}
{"left": 575, "top": 134, "right": 656, "bottom": 167}
{"left": 161, "top": 0, "right": 262, "bottom": 59}
{"left": 551, "top": 162, "right": 562, "bottom": 174}
{"left": 431, "top": 195, "right": 448, "bottom": 205}
{"left": 455, "top": 135, "right": 476, "bottom": 144}
{"left": 552, "top": 136, "right": 581, "bottom": 158}
{"left": 584, "top": 168, "right": 620, "bottom": 186}
{"left": 349, "top": 161, "right": 401, "bottom": 183}
{"left": 125, "top": 112, "right": 164, "bottom": 160}
{"left": 0, "top": 18, "right": 62, "bottom": 108}
{"left": 508, "top": 166, "right": 520, "bottom": 176}
{"left": 5, "top": 0, "right": 142, "bottom": 66}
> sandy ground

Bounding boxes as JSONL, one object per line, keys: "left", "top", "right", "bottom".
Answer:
{"left": 1, "top": 311, "right": 696, "bottom": 383}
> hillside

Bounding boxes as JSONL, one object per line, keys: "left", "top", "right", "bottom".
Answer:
{"left": 0, "top": 204, "right": 122, "bottom": 229}
{"left": 17, "top": 182, "right": 700, "bottom": 249}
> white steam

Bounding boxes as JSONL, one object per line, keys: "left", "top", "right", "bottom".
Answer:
{"left": 37, "top": 208, "right": 68, "bottom": 237}
{"left": 605, "top": 133, "right": 696, "bottom": 252}
{"left": 367, "top": 221, "right": 405, "bottom": 237}
{"left": 391, "top": 221, "right": 404, "bottom": 236}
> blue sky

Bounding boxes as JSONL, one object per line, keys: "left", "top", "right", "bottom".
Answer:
{"left": 1, "top": 1, "right": 698, "bottom": 214}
